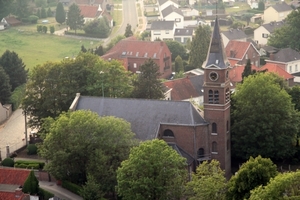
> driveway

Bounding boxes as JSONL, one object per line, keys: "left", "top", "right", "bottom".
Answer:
{"left": 40, "top": 181, "right": 83, "bottom": 200}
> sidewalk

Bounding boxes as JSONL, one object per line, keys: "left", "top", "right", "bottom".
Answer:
{"left": 39, "top": 181, "right": 83, "bottom": 200}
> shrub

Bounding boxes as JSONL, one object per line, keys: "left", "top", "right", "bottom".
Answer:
{"left": 62, "top": 180, "right": 82, "bottom": 195}
{"left": 39, "top": 188, "right": 54, "bottom": 199}
{"left": 27, "top": 144, "right": 38, "bottom": 155}
{"left": 29, "top": 15, "right": 39, "bottom": 24}
{"left": 1, "top": 158, "right": 14, "bottom": 167}
{"left": 37, "top": 25, "right": 43, "bottom": 32}
{"left": 50, "top": 26, "right": 55, "bottom": 34}
{"left": 23, "top": 170, "right": 39, "bottom": 195}
{"left": 42, "top": 26, "right": 47, "bottom": 33}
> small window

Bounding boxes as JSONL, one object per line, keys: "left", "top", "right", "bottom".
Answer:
{"left": 290, "top": 66, "right": 292, "bottom": 73}
{"left": 208, "top": 90, "right": 213, "bottom": 104}
{"left": 212, "top": 141, "right": 218, "bottom": 153}
{"left": 134, "top": 63, "right": 137, "bottom": 68}
{"left": 163, "top": 129, "right": 174, "bottom": 137}
{"left": 175, "top": 18, "right": 181, "bottom": 22}
{"left": 262, "top": 33, "right": 268, "bottom": 38}
{"left": 197, "top": 148, "right": 204, "bottom": 158}
{"left": 246, "top": 54, "right": 248, "bottom": 59}
{"left": 214, "top": 90, "right": 219, "bottom": 104}
{"left": 296, "top": 64, "right": 298, "bottom": 72}
{"left": 212, "top": 123, "right": 217, "bottom": 134}
{"left": 165, "top": 30, "right": 169, "bottom": 34}
{"left": 227, "top": 120, "right": 229, "bottom": 132}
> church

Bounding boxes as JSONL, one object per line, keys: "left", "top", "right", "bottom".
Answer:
{"left": 69, "top": 17, "right": 232, "bottom": 178}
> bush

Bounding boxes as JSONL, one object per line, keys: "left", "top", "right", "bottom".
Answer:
{"left": 39, "top": 188, "right": 54, "bottom": 200}
{"left": 37, "top": 25, "right": 43, "bottom": 32}
{"left": 27, "top": 144, "right": 38, "bottom": 155}
{"left": 9, "top": 84, "right": 26, "bottom": 110}
{"left": 62, "top": 180, "right": 82, "bottom": 195}
{"left": 1, "top": 158, "right": 14, "bottom": 167}
{"left": 28, "top": 15, "right": 39, "bottom": 24}
{"left": 15, "top": 160, "right": 45, "bottom": 169}
{"left": 42, "top": 26, "right": 47, "bottom": 33}
{"left": 50, "top": 26, "right": 55, "bottom": 34}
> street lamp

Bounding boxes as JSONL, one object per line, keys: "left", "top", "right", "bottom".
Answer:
{"left": 100, "top": 71, "right": 104, "bottom": 97}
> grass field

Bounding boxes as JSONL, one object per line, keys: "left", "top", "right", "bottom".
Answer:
{"left": 225, "top": 2, "right": 251, "bottom": 14}
{"left": 0, "top": 28, "right": 102, "bottom": 71}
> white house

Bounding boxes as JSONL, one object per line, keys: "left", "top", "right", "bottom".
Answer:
{"left": 253, "top": 21, "right": 284, "bottom": 45}
{"left": 0, "top": 22, "right": 5, "bottom": 30}
{"left": 157, "top": 0, "right": 179, "bottom": 12}
{"left": 78, "top": 4, "right": 102, "bottom": 23}
{"left": 174, "top": 28, "right": 194, "bottom": 44}
{"left": 221, "top": 29, "right": 247, "bottom": 47}
{"left": 161, "top": 5, "right": 184, "bottom": 28}
{"left": 150, "top": 21, "right": 175, "bottom": 41}
{"left": 263, "top": 2, "right": 292, "bottom": 24}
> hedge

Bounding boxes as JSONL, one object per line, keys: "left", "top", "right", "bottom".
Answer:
{"left": 15, "top": 163, "right": 39, "bottom": 170}
{"left": 64, "top": 31, "right": 108, "bottom": 39}
{"left": 39, "top": 188, "right": 54, "bottom": 200}
{"left": 14, "top": 160, "right": 45, "bottom": 169}
{"left": 62, "top": 180, "right": 82, "bottom": 195}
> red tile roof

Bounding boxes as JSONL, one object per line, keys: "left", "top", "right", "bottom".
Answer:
{"left": 102, "top": 37, "right": 170, "bottom": 60}
{"left": 78, "top": 5, "right": 101, "bottom": 18}
{"left": 260, "top": 63, "right": 294, "bottom": 80}
{"left": 163, "top": 76, "right": 200, "bottom": 100}
{"left": 229, "top": 64, "right": 259, "bottom": 83}
{"left": 0, "top": 191, "right": 28, "bottom": 200}
{"left": 75, "top": 0, "right": 104, "bottom": 5}
{"left": 225, "top": 40, "right": 252, "bottom": 60}
{"left": 0, "top": 168, "right": 30, "bottom": 185}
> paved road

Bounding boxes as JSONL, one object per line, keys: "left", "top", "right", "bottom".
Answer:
{"left": 0, "top": 109, "right": 30, "bottom": 160}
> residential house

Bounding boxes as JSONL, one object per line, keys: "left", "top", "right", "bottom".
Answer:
{"left": 72, "top": 17, "right": 232, "bottom": 178}
{"left": 174, "top": 28, "right": 193, "bottom": 44}
{"left": 0, "top": 103, "right": 12, "bottom": 124}
{"left": 0, "top": 22, "right": 5, "bottom": 30}
{"left": 259, "top": 45, "right": 278, "bottom": 56}
{"left": 1, "top": 16, "right": 21, "bottom": 27}
{"left": 180, "top": 7, "right": 199, "bottom": 17}
{"left": 59, "top": 0, "right": 70, "bottom": 6}
{"left": 101, "top": 10, "right": 113, "bottom": 27}
{"left": 150, "top": 20, "right": 175, "bottom": 41}
{"left": 78, "top": 4, "right": 102, "bottom": 23}
{"left": 263, "top": 2, "right": 292, "bottom": 24}
{"left": 161, "top": 5, "right": 184, "bottom": 28}
{"left": 157, "top": 0, "right": 179, "bottom": 12}
{"left": 163, "top": 75, "right": 204, "bottom": 105}
{"left": 253, "top": 21, "right": 285, "bottom": 46}
{"left": 101, "top": 37, "right": 172, "bottom": 79}
{"left": 265, "top": 48, "right": 300, "bottom": 75}
{"left": 221, "top": 29, "right": 247, "bottom": 47}
{"left": 0, "top": 168, "right": 31, "bottom": 200}
{"left": 225, "top": 40, "right": 261, "bottom": 67}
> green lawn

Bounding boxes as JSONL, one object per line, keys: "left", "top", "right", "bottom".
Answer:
{"left": 0, "top": 27, "right": 102, "bottom": 71}
{"left": 225, "top": 2, "right": 251, "bottom": 14}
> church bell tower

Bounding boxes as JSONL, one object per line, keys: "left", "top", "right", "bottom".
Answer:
{"left": 203, "top": 17, "right": 231, "bottom": 178}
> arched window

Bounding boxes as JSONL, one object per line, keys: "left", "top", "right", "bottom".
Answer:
{"left": 227, "top": 139, "right": 230, "bottom": 151}
{"left": 163, "top": 129, "right": 174, "bottom": 137}
{"left": 212, "top": 123, "right": 217, "bottom": 134}
{"left": 208, "top": 90, "right": 213, "bottom": 104}
{"left": 212, "top": 141, "right": 218, "bottom": 153}
{"left": 226, "top": 120, "right": 229, "bottom": 132}
{"left": 214, "top": 90, "right": 219, "bottom": 104}
{"left": 226, "top": 88, "right": 230, "bottom": 103}
{"left": 197, "top": 148, "right": 204, "bottom": 158}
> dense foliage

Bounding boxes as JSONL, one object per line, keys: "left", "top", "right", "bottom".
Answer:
{"left": 22, "top": 170, "right": 39, "bottom": 195}
{"left": 55, "top": 2, "right": 66, "bottom": 24}
{"left": 67, "top": 3, "right": 84, "bottom": 34}
{"left": 124, "top": 23, "right": 133, "bottom": 37}
{"left": 0, "top": 66, "right": 11, "bottom": 104}
{"left": 117, "top": 139, "right": 187, "bottom": 200}
{"left": 84, "top": 18, "right": 110, "bottom": 38}
{"left": 165, "top": 40, "right": 187, "bottom": 61}
{"left": 231, "top": 73, "right": 300, "bottom": 160}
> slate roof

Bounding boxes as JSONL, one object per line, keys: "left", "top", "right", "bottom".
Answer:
{"left": 158, "top": 0, "right": 178, "bottom": 6}
{"left": 204, "top": 18, "right": 230, "bottom": 69}
{"left": 222, "top": 29, "right": 247, "bottom": 40}
{"left": 101, "top": 37, "right": 170, "bottom": 61}
{"left": 261, "top": 21, "right": 285, "bottom": 33}
{"left": 270, "top": 2, "right": 292, "bottom": 12}
{"left": 0, "top": 169, "right": 30, "bottom": 185}
{"left": 169, "top": 143, "right": 194, "bottom": 165}
{"left": 225, "top": 40, "right": 258, "bottom": 60}
{"left": 74, "top": 96, "right": 207, "bottom": 141}
{"left": 272, "top": 48, "right": 300, "bottom": 62}
{"left": 161, "top": 5, "right": 183, "bottom": 18}
{"left": 78, "top": 5, "right": 101, "bottom": 18}
{"left": 174, "top": 28, "right": 193, "bottom": 36}
{"left": 163, "top": 75, "right": 203, "bottom": 100}
{"left": 150, "top": 20, "right": 174, "bottom": 30}
{"left": 261, "top": 45, "right": 279, "bottom": 54}
{"left": 260, "top": 63, "right": 294, "bottom": 80}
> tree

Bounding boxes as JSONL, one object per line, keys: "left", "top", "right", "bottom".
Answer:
{"left": 258, "top": 0, "right": 265, "bottom": 11}
{"left": 47, "top": 7, "right": 52, "bottom": 17}
{"left": 11, "top": 0, "right": 29, "bottom": 19}
{"left": 185, "top": 160, "right": 227, "bottom": 200}
{"left": 41, "top": 7, "right": 47, "bottom": 18}
{"left": 83, "top": 18, "right": 109, "bottom": 38}
{"left": 231, "top": 73, "right": 299, "bottom": 160}
{"left": 42, "top": 25, "right": 47, "bottom": 33}
{"left": 131, "top": 59, "right": 165, "bottom": 99}
{"left": 0, "top": 66, "right": 11, "bottom": 104}
{"left": 242, "top": 13, "right": 254, "bottom": 26}
{"left": 242, "top": 59, "right": 256, "bottom": 80}
{"left": 79, "top": 174, "right": 104, "bottom": 200}
{"left": 227, "top": 156, "right": 278, "bottom": 200}
{"left": 124, "top": 23, "right": 133, "bottom": 37}
{"left": 81, "top": 45, "right": 87, "bottom": 53}
{"left": 66, "top": 3, "right": 84, "bottom": 34}
{"left": 39, "top": 110, "right": 136, "bottom": 192}
{"left": 49, "top": 25, "right": 55, "bottom": 34}
{"left": 94, "top": 45, "right": 104, "bottom": 56}
{"left": 288, "top": 85, "right": 300, "bottom": 111}
{"left": 175, "top": 55, "right": 184, "bottom": 72}
{"left": 0, "top": 50, "right": 28, "bottom": 91}
{"left": 22, "top": 170, "right": 39, "bottom": 195}
{"left": 268, "top": 9, "right": 300, "bottom": 50}
{"left": 0, "top": 0, "right": 13, "bottom": 19}
{"left": 189, "top": 25, "right": 211, "bottom": 69}
{"left": 117, "top": 139, "right": 187, "bottom": 200}
{"left": 249, "top": 170, "right": 300, "bottom": 200}
{"left": 55, "top": 2, "right": 66, "bottom": 24}
{"left": 165, "top": 40, "right": 187, "bottom": 61}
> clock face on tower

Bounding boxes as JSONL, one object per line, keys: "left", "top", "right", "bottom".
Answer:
{"left": 209, "top": 71, "right": 219, "bottom": 81}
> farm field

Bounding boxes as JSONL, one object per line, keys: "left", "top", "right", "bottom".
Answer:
{"left": 0, "top": 27, "right": 103, "bottom": 71}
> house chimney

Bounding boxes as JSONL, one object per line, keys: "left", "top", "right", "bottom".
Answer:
{"left": 230, "top": 50, "right": 234, "bottom": 58}
{"left": 15, "top": 187, "right": 23, "bottom": 198}
{"left": 270, "top": 53, "right": 274, "bottom": 60}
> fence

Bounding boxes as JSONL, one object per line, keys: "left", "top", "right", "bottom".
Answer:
{"left": 0, "top": 140, "right": 26, "bottom": 161}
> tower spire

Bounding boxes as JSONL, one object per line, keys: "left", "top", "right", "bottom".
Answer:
{"left": 202, "top": 18, "right": 229, "bottom": 69}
